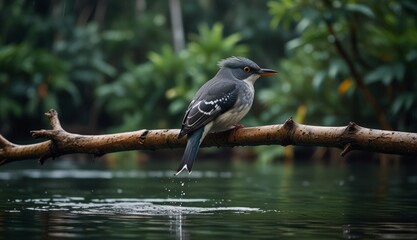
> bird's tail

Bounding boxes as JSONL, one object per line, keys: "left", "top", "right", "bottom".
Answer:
{"left": 175, "top": 128, "right": 204, "bottom": 175}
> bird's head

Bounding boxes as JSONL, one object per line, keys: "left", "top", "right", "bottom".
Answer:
{"left": 217, "top": 56, "right": 278, "bottom": 84}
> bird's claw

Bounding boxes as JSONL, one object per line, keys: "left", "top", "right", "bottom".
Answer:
{"left": 232, "top": 124, "right": 245, "bottom": 133}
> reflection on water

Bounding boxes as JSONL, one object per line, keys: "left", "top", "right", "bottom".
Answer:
{"left": 0, "top": 169, "right": 233, "bottom": 180}
{"left": 0, "top": 160, "right": 417, "bottom": 239}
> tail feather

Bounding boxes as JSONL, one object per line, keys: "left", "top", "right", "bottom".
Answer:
{"left": 175, "top": 128, "right": 204, "bottom": 175}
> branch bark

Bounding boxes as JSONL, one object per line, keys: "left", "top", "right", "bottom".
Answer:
{"left": 1, "top": 109, "right": 416, "bottom": 166}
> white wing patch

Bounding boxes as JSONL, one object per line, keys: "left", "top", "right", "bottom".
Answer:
{"left": 190, "top": 92, "right": 233, "bottom": 116}
{"left": 197, "top": 101, "right": 220, "bottom": 115}
{"left": 181, "top": 90, "right": 236, "bottom": 132}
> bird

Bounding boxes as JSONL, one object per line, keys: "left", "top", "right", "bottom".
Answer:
{"left": 175, "top": 56, "right": 277, "bottom": 175}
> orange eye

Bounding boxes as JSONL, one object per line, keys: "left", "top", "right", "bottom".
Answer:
{"left": 243, "top": 66, "right": 251, "bottom": 72}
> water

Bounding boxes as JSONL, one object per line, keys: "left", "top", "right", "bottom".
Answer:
{"left": 0, "top": 159, "right": 416, "bottom": 239}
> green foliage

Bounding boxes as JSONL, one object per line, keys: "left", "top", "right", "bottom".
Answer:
{"left": 0, "top": 43, "right": 74, "bottom": 125}
{"left": 96, "top": 23, "right": 248, "bottom": 132}
{"left": 266, "top": 0, "right": 417, "bottom": 131}
{"left": 0, "top": 1, "right": 174, "bottom": 135}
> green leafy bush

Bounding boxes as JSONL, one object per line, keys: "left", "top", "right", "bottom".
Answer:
{"left": 96, "top": 23, "right": 248, "bottom": 132}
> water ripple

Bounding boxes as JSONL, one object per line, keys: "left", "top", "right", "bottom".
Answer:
{"left": 17, "top": 197, "right": 260, "bottom": 216}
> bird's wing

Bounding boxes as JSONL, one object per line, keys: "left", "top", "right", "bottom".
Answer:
{"left": 178, "top": 81, "right": 238, "bottom": 138}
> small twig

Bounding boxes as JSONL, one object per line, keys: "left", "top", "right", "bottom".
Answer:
{"left": 46, "top": 109, "right": 63, "bottom": 131}
{"left": 0, "top": 135, "right": 16, "bottom": 148}
{"left": 340, "top": 143, "right": 352, "bottom": 157}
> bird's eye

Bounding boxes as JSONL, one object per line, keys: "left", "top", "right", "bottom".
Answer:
{"left": 243, "top": 66, "right": 251, "bottom": 72}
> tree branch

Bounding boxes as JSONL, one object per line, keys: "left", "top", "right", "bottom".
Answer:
{"left": 0, "top": 109, "right": 416, "bottom": 166}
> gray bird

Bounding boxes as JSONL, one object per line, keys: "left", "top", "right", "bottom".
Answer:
{"left": 176, "top": 56, "right": 277, "bottom": 175}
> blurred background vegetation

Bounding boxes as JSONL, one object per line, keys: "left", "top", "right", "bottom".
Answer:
{"left": 1, "top": 0, "right": 416, "bottom": 162}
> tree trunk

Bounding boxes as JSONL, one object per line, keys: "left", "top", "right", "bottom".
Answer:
{"left": 169, "top": 0, "right": 185, "bottom": 53}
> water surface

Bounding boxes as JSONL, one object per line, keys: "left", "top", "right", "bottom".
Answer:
{"left": 0, "top": 159, "right": 416, "bottom": 239}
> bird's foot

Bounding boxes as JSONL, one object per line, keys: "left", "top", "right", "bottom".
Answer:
{"left": 232, "top": 124, "right": 245, "bottom": 133}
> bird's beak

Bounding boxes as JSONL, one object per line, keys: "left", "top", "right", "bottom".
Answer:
{"left": 257, "top": 68, "right": 278, "bottom": 77}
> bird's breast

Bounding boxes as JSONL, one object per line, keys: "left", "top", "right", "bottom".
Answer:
{"left": 210, "top": 82, "right": 254, "bottom": 132}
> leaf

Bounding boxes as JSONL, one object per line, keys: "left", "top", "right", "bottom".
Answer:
{"left": 268, "top": 1, "right": 286, "bottom": 28}
{"left": 268, "top": 0, "right": 297, "bottom": 29}
{"left": 295, "top": 104, "right": 307, "bottom": 123}
{"left": 365, "top": 63, "right": 405, "bottom": 85}
{"left": 286, "top": 38, "right": 304, "bottom": 51}
{"left": 391, "top": 93, "right": 416, "bottom": 115}
{"left": 296, "top": 8, "right": 321, "bottom": 32}
{"left": 338, "top": 78, "right": 354, "bottom": 96}
{"left": 296, "top": 18, "right": 311, "bottom": 33}
{"left": 346, "top": 3, "right": 375, "bottom": 18}
{"left": 312, "top": 71, "right": 326, "bottom": 90}
{"left": 406, "top": 50, "right": 417, "bottom": 62}
{"left": 92, "top": 57, "right": 116, "bottom": 77}
{"left": 328, "top": 59, "right": 347, "bottom": 79}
